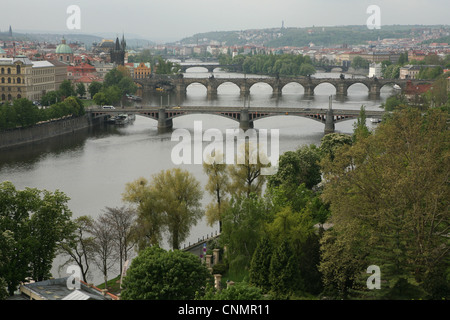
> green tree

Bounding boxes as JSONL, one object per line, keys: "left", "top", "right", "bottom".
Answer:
{"left": 221, "top": 194, "right": 270, "bottom": 271}
{"left": 124, "top": 169, "right": 203, "bottom": 250}
{"left": 249, "top": 236, "right": 273, "bottom": 293}
{"left": 122, "top": 178, "right": 165, "bottom": 250}
{"left": 40, "top": 90, "right": 62, "bottom": 106}
{"left": 201, "top": 281, "right": 265, "bottom": 300}
{"left": 93, "top": 92, "right": 109, "bottom": 106}
{"left": 88, "top": 81, "right": 103, "bottom": 99}
{"left": 121, "top": 246, "right": 212, "bottom": 300}
{"left": 76, "top": 83, "right": 86, "bottom": 97}
{"left": 352, "top": 105, "right": 371, "bottom": 142}
{"left": 319, "top": 132, "right": 352, "bottom": 161}
{"left": 203, "top": 152, "right": 230, "bottom": 232}
{"left": 268, "top": 144, "right": 322, "bottom": 190}
{"left": 59, "top": 79, "right": 76, "bottom": 98}
{"left": 227, "top": 141, "right": 269, "bottom": 198}
{"left": 269, "top": 239, "right": 300, "bottom": 298}
{"left": 13, "top": 98, "right": 39, "bottom": 127}
{"left": 0, "top": 181, "right": 74, "bottom": 294}
{"left": 352, "top": 56, "right": 370, "bottom": 69}
{"left": 320, "top": 108, "right": 449, "bottom": 299}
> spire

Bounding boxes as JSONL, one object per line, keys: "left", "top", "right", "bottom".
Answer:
{"left": 121, "top": 33, "right": 126, "bottom": 51}
{"left": 115, "top": 37, "right": 120, "bottom": 50}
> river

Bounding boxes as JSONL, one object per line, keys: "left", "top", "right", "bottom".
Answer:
{"left": 0, "top": 65, "right": 395, "bottom": 283}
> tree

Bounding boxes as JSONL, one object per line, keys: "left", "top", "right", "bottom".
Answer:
{"left": 59, "top": 215, "right": 96, "bottom": 283}
{"left": 319, "top": 132, "right": 352, "bottom": 161}
{"left": 269, "top": 239, "right": 300, "bottom": 298}
{"left": 91, "top": 213, "right": 117, "bottom": 289}
{"left": 268, "top": 144, "right": 322, "bottom": 190}
{"left": 352, "top": 105, "right": 370, "bottom": 142}
{"left": 123, "top": 169, "right": 203, "bottom": 250}
{"left": 201, "top": 281, "right": 265, "bottom": 300}
{"left": 59, "top": 79, "right": 76, "bottom": 98}
{"left": 299, "top": 63, "right": 316, "bottom": 76}
{"left": 320, "top": 108, "right": 449, "bottom": 299}
{"left": 76, "top": 83, "right": 86, "bottom": 98}
{"left": 221, "top": 194, "right": 270, "bottom": 271}
{"left": 88, "top": 81, "right": 103, "bottom": 99}
{"left": 249, "top": 235, "right": 273, "bottom": 293}
{"left": 93, "top": 92, "right": 109, "bottom": 106}
{"left": 102, "top": 206, "right": 136, "bottom": 274}
{"left": 120, "top": 246, "right": 212, "bottom": 300}
{"left": 227, "top": 141, "right": 269, "bottom": 198}
{"left": 122, "top": 178, "right": 165, "bottom": 250}
{"left": 40, "top": 90, "right": 62, "bottom": 106}
{"left": 0, "top": 182, "right": 74, "bottom": 294}
{"left": 203, "top": 152, "right": 230, "bottom": 232}
{"left": 352, "top": 56, "right": 370, "bottom": 69}
{"left": 13, "top": 98, "right": 39, "bottom": 127}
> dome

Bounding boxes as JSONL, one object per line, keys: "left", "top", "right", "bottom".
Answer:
{"left": 55, "top": 39, "right": 73, "bottom": 54}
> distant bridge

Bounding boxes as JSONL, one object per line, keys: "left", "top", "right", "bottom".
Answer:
{"left": 87, "top": 105, "right": 385, "bottom": 134}
{"left": 135, "top": 76, "right": 433, "bottom": 98}
{"left": 179, "top": 63, "right": 243, "bottom": 73}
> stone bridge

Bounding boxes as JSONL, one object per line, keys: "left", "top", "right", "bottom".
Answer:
{"left": 135, "top": 76, "right": 433, "bottom": 99}
{"left": 179, "top": 64, "right": 242, "bottom": 73}
{"left": 87, "top": 105, "right": 385, "bottom": 134}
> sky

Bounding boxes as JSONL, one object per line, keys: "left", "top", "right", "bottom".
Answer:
{"left": 3, "top": 0, "right": 449, "bottom": 43}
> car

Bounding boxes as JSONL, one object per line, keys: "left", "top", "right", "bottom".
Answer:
{"left": 102, "top": 106, "right": 115, "bottom": 109}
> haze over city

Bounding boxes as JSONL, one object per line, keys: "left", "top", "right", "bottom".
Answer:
{"left": 2, "top": 0, "right": 450, "bottom": 42}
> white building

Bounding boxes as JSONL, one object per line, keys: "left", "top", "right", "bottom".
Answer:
{"left": 369, "top": 62, "right": 382, "bottom": 78}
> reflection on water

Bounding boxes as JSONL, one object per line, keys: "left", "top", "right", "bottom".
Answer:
{"left": 0, "top": 68, "right": 389, "bottom": 283}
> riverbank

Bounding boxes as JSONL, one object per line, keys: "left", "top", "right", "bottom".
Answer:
{"left": 0, "top": 114, "right": 99, "bottom": 150}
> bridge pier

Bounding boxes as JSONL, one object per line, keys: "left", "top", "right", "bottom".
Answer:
{"left": 239, "top": 109, "right": 254, "bottom": 130}
{"left": 207, "top": 84, "right": 218, "bottom": 97}
{"left": 324, "top": 96, "right": 335, "bottom": 134}
{"left": 240, "top": 82, "right": 250, "bottom": 96}
{"left": 369, "top": 83, "right": 381, "bottom": 99}
{"left": 157, "top": 108, "right": 173, "bottom": 132}
{"left": 336, "top": 83, "right": 348, "bottom": 97}
{"left": 303, "top": 84, "right": 315, "bottom": 96}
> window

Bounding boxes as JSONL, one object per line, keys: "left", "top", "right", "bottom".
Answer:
{"left": 7, "top": 78, "right": 11, "bottom": 83}
{"left": 7, "top": 68, "right": 11, "bottom": 74}
{"left": 17, "top": 78, "right": 21, "bottom": 84}
{"left": 16, "top": 65, "right": 21, "bottom": 74}
{"left": 1, "top": 68, "right": 4, "bottom": 74}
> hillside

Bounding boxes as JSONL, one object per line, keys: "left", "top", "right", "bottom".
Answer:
{"left": 178, "top": 25, "right": 448, "bottom": 47}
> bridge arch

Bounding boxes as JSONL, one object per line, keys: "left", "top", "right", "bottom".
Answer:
{"left": 347, "top": 81, "right": 370, "bottom": 92}
{"left": 168, "top": 111, "right": 241, "bottom": 123}
{"left": 249, "top": 81, "right": 274, "bottom": 94}
{"left": 185, "top": 81, "right": 208, "bottom": 94}
{"left": 184, "top": 66, "right": 210, "bottom": 73}
{"left": 313, "top": 81, "right": 337, "bottom": 95}
{"left": 217, "top": 81, "right": 241, "bottom": 94}
{"left": 281, "top": 81, "right": 305, "bottom": 94}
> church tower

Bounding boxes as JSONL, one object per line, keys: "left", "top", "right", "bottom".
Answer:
{"left": 110, "top": 34, "right": 126, "bottom": 65}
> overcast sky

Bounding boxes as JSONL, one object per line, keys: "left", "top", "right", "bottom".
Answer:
{"left": 3, "top": 0, "right": 449, "bottom": 42}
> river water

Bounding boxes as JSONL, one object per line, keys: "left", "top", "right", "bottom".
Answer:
{"left": 0, "top": 65, "right": 395, "bottom": 283}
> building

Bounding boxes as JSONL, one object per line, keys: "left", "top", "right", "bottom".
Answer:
{"left": 0, "top": 57, "right": 68, "bottom": 102}
{"left": 92, "top": 61, "right": 115, "bottom": 79}
{"left": 0, "top": 56, "right": 32, "bottom": 102}
{"left": 7, "top": 277, "right": 118, "bottom": 300}
{"left": 110, "top": 35, "right": 127, "bottom": 65}
{"left": 0, "top": 47, "right": 6, "bottom": 58}
{"left": 133, "top": 62, "right": 151, "bottom": 79}
{"left": 55, "top": 38, "right": 74, "bottom": 64}
{"left": 368, "top": 62, "right": 382, "bottom": 78}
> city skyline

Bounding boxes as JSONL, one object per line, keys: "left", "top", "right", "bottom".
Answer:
{"left": 2, "top": 0, "right": 449, "bottom": 43}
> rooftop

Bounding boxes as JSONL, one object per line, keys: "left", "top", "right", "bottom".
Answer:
{"left": 7, "top": 277, "right": 119, "bottom": 301}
